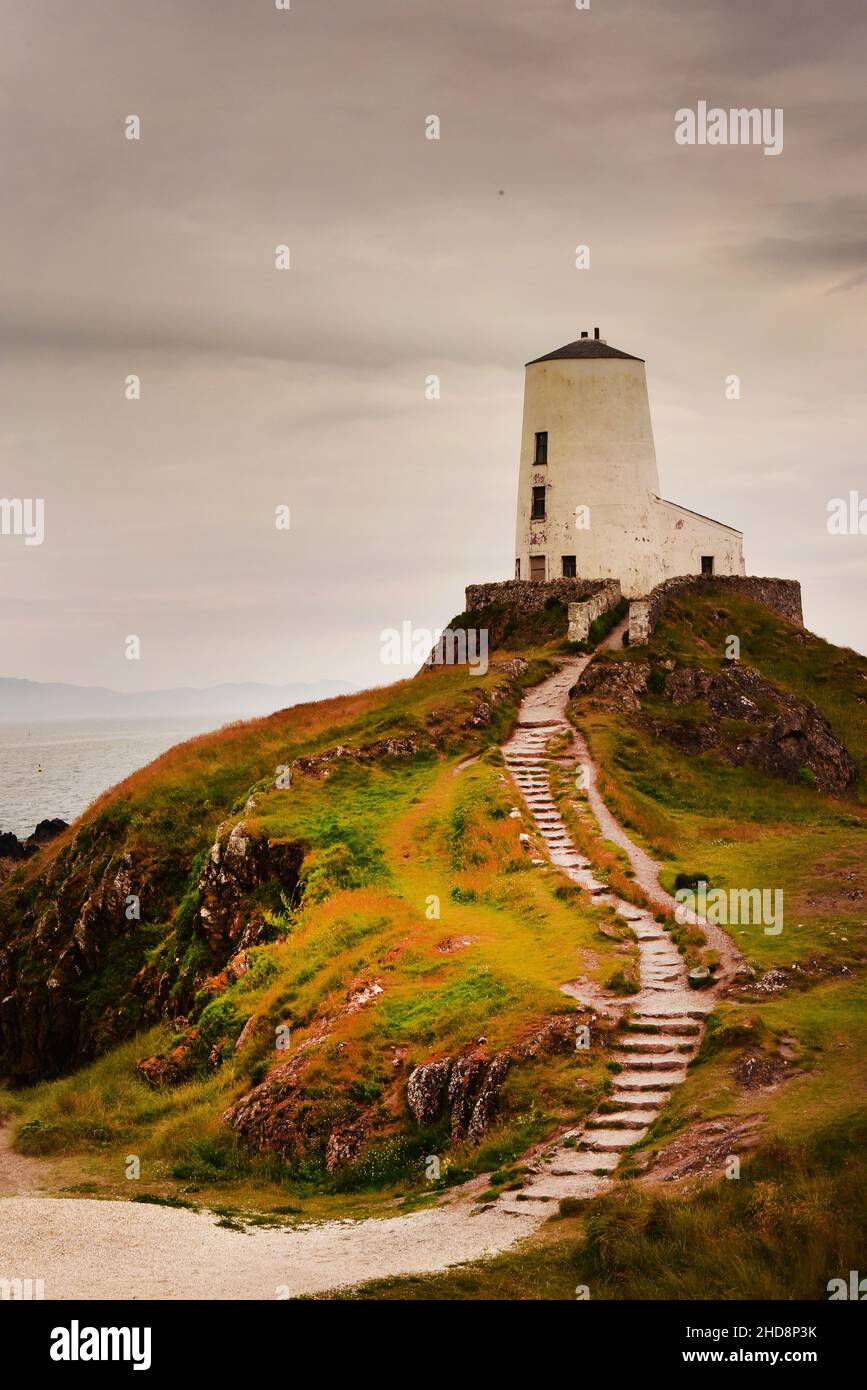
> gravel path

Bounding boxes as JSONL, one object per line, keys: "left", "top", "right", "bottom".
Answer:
{"left": 0, "top": 1195, "right": 539, "bottom": 1299}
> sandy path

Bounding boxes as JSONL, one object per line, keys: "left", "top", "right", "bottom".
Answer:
{"left": 0, "top": 1195, "right": 539, "bottom": 1299}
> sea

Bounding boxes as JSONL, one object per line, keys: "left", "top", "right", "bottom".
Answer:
{"left": 0, "top": 717, "right": 223, "bottom": 840}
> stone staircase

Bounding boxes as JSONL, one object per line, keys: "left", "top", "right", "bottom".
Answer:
{"left": 493, "top": 635, "right": 713, "bottom": 1213}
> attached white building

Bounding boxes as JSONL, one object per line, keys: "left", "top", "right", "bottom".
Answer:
{"left": 513, "top": 333, "right": 744, "bottom": 598}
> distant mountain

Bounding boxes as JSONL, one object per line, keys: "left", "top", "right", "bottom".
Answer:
{"left": 0, "top": 677, "right": 355, "bottom": 722}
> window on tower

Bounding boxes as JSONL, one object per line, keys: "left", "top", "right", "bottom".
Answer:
{"left": 531, "top": 485, "right": 546, "bottom": 520}
{"left": 562, "top": 555, "right": 577, "bottom": 578}
{"left": 534, "top": 431, "right": 548, "bottom": 465}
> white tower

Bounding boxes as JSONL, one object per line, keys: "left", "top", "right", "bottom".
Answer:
{"left": 513, "top": 331, "right": 744, "bottom": 597}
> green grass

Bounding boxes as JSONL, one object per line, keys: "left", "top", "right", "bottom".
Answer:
{"left": 572, "top": 592, "right": 867, "bottom": 974}
{"left": 2, "top": 701, "right": 621, "bottom": 1211}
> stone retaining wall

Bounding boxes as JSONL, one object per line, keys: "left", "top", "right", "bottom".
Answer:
{"left": 566, "top": 580, "right": 623, "bottom": 643}
{"left": 628, "top": 575, "right": 804, "bottom": 646}
{"left": 464, "top": 577, "right": 607, "bottom": 614}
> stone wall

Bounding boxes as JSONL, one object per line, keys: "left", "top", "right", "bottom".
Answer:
{"left": 464, "top": 577, "right": 607, "bottom": 615}
{"left": 566, "top": 580, "right": 623, "bottom": 643}
{"left": 628, "top": 575, "right": 804, "bottom": 646}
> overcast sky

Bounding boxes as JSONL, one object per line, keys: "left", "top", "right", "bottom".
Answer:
{"left": 1, "top": 0, "right": 865, "bottom": 692}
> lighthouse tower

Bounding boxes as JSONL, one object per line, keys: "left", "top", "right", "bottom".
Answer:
{"left": 513, "top": 331, "right": 744, "bottom": 598}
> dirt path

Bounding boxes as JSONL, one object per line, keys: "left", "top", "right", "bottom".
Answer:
{"left": 0, "top": 1121, "right": 52, "bottom": 1196}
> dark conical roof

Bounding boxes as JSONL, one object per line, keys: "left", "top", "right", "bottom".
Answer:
{"left": 527, "top": 338, "right": 643, "bottom": 365}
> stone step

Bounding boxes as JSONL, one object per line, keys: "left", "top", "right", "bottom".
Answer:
{"left": 580, "top": 1126, "right": 648, "bottom": 1151}
{"left": 633, "top": 1007, "right": 709, "bottom": 1021}
{"left": 618, "top": 1035, "right": 695, "bottom": 1054}
{"left": 586, "top": 1110, "right": 658, "bottom": 1128}
{"left": 610, "top": 1090, "right": 671, "bottom": 1110}
{"left": 627, "top": 1019, "right": 700, "bottom": 1036}
{"left": 506, "top": 1173, "right": 611, "bottom": 1203}
{"left": 612, "top": 1051, "right": 691, "bottom": 1070}
{"left": 616, "top": 1069, "right": 686, "bottom": 1090}
{"left": 542, "top": 1148, "right": 621, "bottom": 1175}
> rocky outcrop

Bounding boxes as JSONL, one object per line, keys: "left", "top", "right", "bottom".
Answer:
{"left": 195, "top": 820, "right": 304, "bottom": 954}
{"left": 406, "top": 1048, "right": 513, "bottom": 1144}
{"left": 405, "top": 1017, "right": 588, "bottom": 1147}
{"left": 0, "top": 842, "right": 150, "bottom": 1083}
{"left": 572, "top": 657, "right": 856, "bottom": 794}
{"left": 0, "top": 818, "right": 68, "bottom": 869}
{"left": 136, "top": 1030, "right": 204, "bottom": 1088}
{"left": 0, "top": 811, "right": 304, "bottom": 1085}
{"left": 653, "top": 665, "right": 856, "bottom": 793}
{"left": 291, "top": 736, "right": 424, "bottom": 777}
{"left": 222, "top": 975, "right": 385, "bottom": 1164}
{"left": 406, "top": 1057, "right": 452, "bottom": 1125}
{"left": 572, "top": 660, "right": 650, "bottom": 712}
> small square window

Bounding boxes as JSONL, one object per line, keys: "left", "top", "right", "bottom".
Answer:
{"left": 562, "top": 555, "right": 577, "bottom": 578}
{"left": 534, "top": 431, "right": 548, "bottom": 465}
{"left": 531, "top": 485, "right": 546, "bottom": 520}
{"left": 701, "top": 555, "right": 714, "bottom": 575}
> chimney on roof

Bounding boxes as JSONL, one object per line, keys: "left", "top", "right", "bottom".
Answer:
{"left": 580, "top": 330, "right": 589, "bottom": 339}
{"left": 594, "top": 327, "right": 600, "bottom": 339}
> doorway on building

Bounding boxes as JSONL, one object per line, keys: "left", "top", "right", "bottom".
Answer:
{"left": 701, "top": 555, "right": 715, "bottom": 575}
{"left": 530, "top": 555, "right": 546, "bottom": 582}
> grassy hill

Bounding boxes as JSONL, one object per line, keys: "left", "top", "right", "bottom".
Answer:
{"left": 1, "top": 588, "right": 866, "bottom": 1293}
{"left": 0, "top": 634, "right": 634, "bottom": 1218}
{"left": 320, "top": 587, "right": 867, "bottom": 1296}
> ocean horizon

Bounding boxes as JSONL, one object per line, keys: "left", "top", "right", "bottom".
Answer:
{"left": 0, "top": 715, "right": 227, "bottom": 840}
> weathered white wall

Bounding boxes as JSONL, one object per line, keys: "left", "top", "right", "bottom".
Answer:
{"left": 655, "top": 498, "right": 745, "bottom": 579}
{"left": 513, "top": 353, "right": 743, "bottom": 597}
